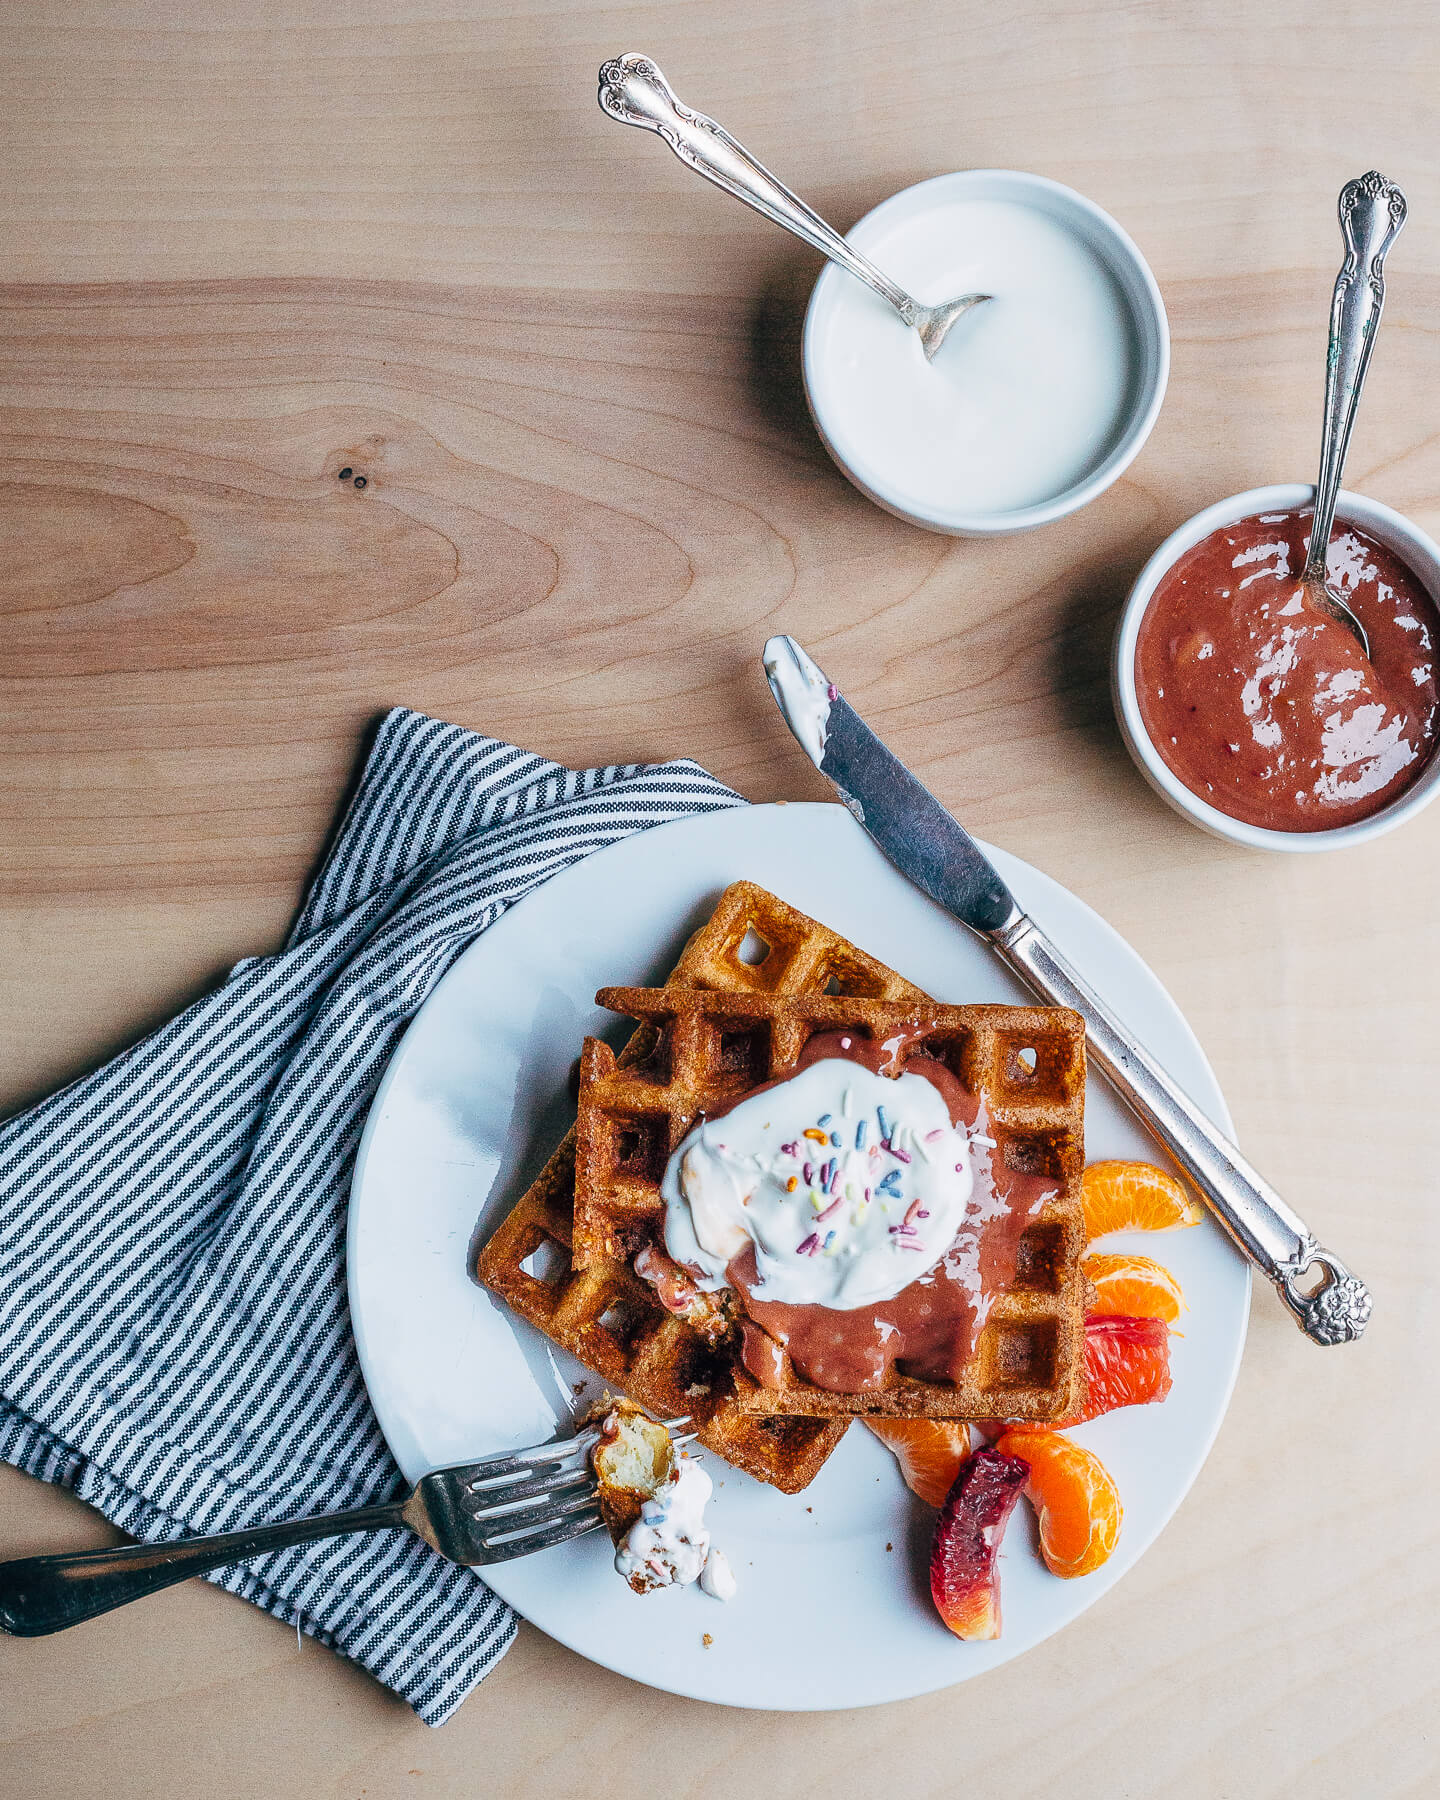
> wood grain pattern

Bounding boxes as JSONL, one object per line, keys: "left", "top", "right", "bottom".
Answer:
{"left": 1, "top": 3, "right": 1438, "bottom": 1797}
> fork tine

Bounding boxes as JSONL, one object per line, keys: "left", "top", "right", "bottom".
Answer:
{"left": 444, "top": 1431, "right": 596, "bottom": 1487}
{"left": 470, "top": 1465, "right": 596, "bottom": 1513}
{"left": 510, "top": 1428, "right": 600, "bottom": 1465}
{"left": 448, "top": 1410, "right": 690, "bottom": 1497}
{"left": 467, "top": 1456, "right": 594, "bottom": 1491}
{"left": 475, "top": 1487, "right": 603, "bottom": 1549}
{"left": 480, "top": 1507, "right": 605, "bottom": 1562}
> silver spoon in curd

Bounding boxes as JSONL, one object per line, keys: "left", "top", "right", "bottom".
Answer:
{"left": 597, "top": 54, "right": 990, "bottom": 363}
{"left": 1299, "top": 172, "right": 1408, "bottom": 658}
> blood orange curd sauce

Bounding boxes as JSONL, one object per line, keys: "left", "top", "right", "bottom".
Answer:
{"left": 660, "top": 1030, "right": 1053, "bottom": 1395}
{"left": 1135, "top": 509, "right": 1440, "bottom": 831}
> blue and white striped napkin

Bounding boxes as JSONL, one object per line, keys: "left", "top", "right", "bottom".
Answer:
{"left": 0, "top": 708, "right": 742, "bottom": 1724}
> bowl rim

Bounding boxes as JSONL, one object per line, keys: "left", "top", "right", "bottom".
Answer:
{"left": 800, "top": 168, "right": 1171, "bottom": 538}
{"left": 1112, "top": 481, "right": 1440, "bottom": 852}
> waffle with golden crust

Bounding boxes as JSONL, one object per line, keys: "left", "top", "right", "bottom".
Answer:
{"left": 569, "top": 883, "right": 928, "bottom": 1269}
{"left": 477, "top": 884, "right": 858, "bottom": 1494}
{"left": 478, "top": 1123, "right": 846, "bottom": 1492}
{"left": 581, "top": 983, "right": 1088, "bottom": 1423}
{"left": 477, "top": 882, "right": 1087, "bottom": 1483}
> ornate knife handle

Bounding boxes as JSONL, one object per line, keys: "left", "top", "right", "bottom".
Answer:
{"left": 596, "top": 52, "right": 919, "bottom": 324}
{"left": 995, "top": 915, "right": 1372, "bottom": 1345}
{"left": 1305, "top": 171, "right": 1407, "bottom": 582}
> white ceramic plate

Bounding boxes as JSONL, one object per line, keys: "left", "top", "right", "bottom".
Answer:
{"left": 348, "top": 804, "right": 1249, "bottom": 1710}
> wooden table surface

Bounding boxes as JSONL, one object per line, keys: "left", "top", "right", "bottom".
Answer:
{"left": 2, "top": 4, "right": 1437, "bottom": 1795}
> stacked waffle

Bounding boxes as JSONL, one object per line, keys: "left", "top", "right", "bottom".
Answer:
{"left": 478, "top": 882, "right": 1087, "bottom": 1492}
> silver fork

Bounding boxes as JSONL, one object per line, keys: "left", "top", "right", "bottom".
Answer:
{"left": 0, "top": 1416, "right": 695, "bottom": 1636}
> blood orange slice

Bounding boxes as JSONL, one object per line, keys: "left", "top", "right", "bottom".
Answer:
{"left": 1067, "top": 1313, "right": 1173, "bottom": 1424}
{"left": 982, "top": 1315, "right": 1173, "bottom": 1435}
{"left": 929, "top": 1448, "right": 1028, "bottom": 1639}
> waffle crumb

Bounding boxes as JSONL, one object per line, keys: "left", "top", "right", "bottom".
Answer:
{"left": 702, "top": 1633, "right": 714, "bottom": 1648}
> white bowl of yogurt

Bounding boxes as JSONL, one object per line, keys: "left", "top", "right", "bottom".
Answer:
{"left": 802, "top": 169, "right": 1169, "bottom": 536}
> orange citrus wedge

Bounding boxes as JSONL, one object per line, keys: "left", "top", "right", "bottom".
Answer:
{"left": 1082, "top": 1251, "right": 1186, "bottom": 1323}
{"left": 865, "top": 1418, "right": 973, "bottom": 1508}
{"left": 1082, "top": 1159, "right": 1203, "bottom": 1239}
{"left": 995, "top": 1427, "right": 1122, "bottom": 1579}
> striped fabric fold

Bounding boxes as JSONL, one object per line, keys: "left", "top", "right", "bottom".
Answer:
{"left": 0, "top": 708, "right": 744, "bottom": 1724}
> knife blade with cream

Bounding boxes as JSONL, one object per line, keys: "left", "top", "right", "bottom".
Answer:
{"left": 762, "top": 633, "right": 1371, "bottom": 1346}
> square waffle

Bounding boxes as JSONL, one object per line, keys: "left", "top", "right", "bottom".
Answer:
{"left": 477, "top": 883, "right": 873, "bottom": 1494}
{"left": 576, "top": 985, "right": 1088, "bottom": 1423}
{"left": 477, "top": 882, "right": 1087, "bottom": 1487}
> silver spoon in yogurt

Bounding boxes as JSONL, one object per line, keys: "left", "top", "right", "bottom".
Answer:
{"left": 598, "top": 54, "right": 990, "bottom": 362}
{"left": 1298, "top": 171, "right": 1408, "bottom": 658}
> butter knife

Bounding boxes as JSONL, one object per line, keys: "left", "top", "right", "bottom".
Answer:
{"left": 762, "top": 635, "right": 1371, "bottom": 1345}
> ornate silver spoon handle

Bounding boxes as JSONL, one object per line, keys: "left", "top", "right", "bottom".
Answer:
{"left": 1304, "top": 171, "right": 1408, "bottom": 583}
{"left": 995, "top": 917, "right": 1372, "bottom": 1345}
{"left": 597, "top": 53, "right": 916, "bottom": 322}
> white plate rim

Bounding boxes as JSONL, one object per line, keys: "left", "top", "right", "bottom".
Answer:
{"left": 348, "top": 802, "right": 1250, "bottom": 1710}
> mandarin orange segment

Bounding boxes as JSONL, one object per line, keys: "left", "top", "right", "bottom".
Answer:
{"left": 1081, "top": 1251, "right": 1185, "bottom": 1323}
{"left": 865, "top": 1418, "right": 973, "bottom": 1509}
{"left": 995, "top": 1427, "right": 1122, "bottom": 1579}
{"left": 1081, "top": 1159, "right": 1203, "bottom": 1239}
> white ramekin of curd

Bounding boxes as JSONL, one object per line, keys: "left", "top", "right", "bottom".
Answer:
{"left": 801, "top": 169, "right": 1169, "bottom": 536}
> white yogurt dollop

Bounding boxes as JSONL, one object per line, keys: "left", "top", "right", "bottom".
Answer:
{"left": 662, "top": 1058, "right": 973, "bottom": 1310}
{"left": 699, "top": 1546, "right": 736, "bottom": 1602}
{"left": 807, "top": 193, "right": 1138, "bottom": 520}
{"left": 615, "top": 1458, "right": 713, "bottom": 1592}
